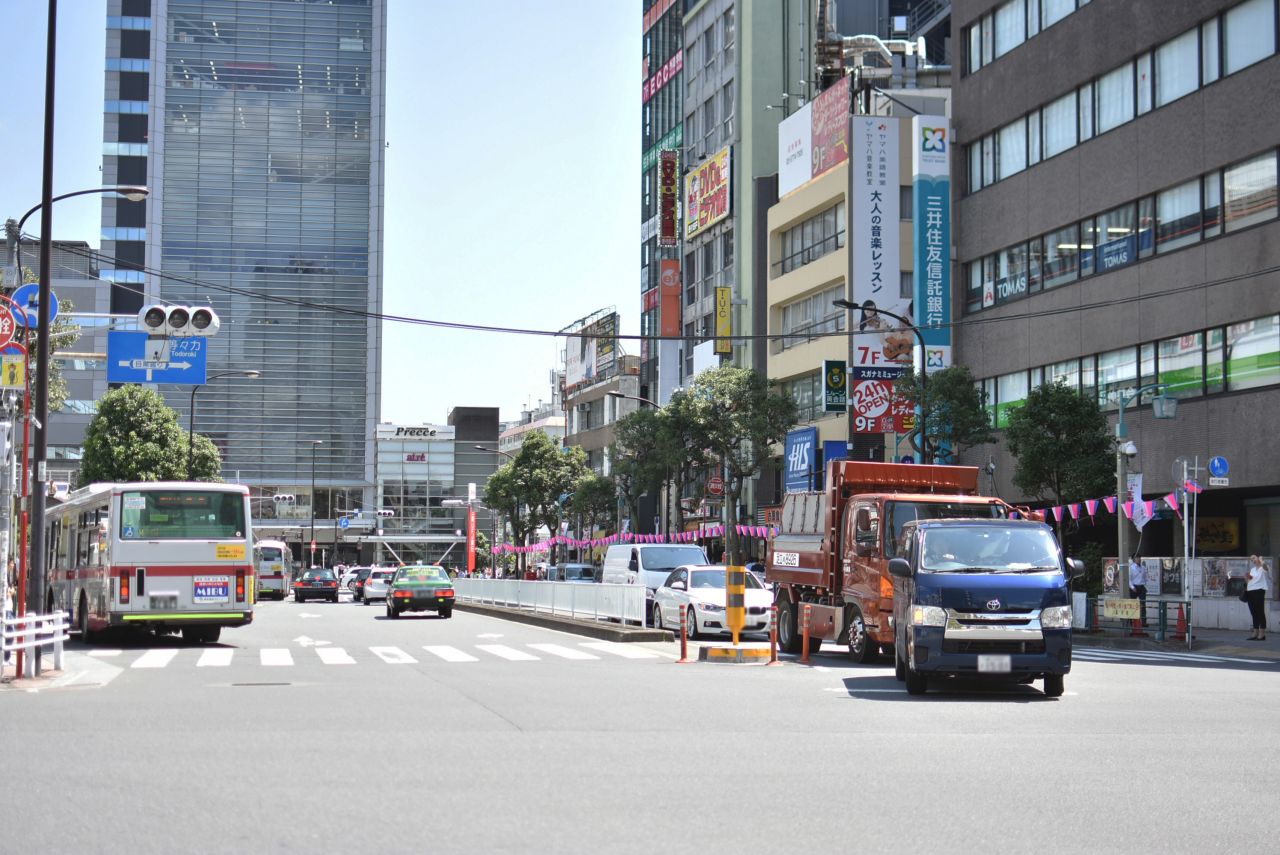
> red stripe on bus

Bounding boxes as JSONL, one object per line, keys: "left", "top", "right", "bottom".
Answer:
{"left": 111, "top": 565, "right": 253, "bottom": 577}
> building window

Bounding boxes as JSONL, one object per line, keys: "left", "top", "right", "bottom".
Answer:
{"left": 1097, "top": 346, "right": 1138, "bottom": 410}
{"left": 1042, "top": 223, "right": 1080, "bottom": 289}
{"left": 1223, "top": 152, "right": 1278, "bottom": 232}
{"left": 996, "top": 117, "right": 1026, "bottom": 179}
{"left": 1095, "top": 62, "right": 1134, "bottom": 133}
{"left": 1224, "top": 0, "right": 1276, "bottom": 75}
{"left": 1158, "top": 332, "right": 1206, "bottom": 399}
{"left": 1028, "top": 110, "right": 1041, "bottom": 165}
{"left": 1042, "top": 91, "right": 1075, "bottom": 158}
{"left": 1206, "top": 327, "right": 1226, "bottom": 393}
{"left": 1042, "top": 0, "right": 1075, "bottom": 29}
{"left": 1203, "top": 17, "right": 1222, "bottom": 84}
{"left": 995, "top": 371, "right": 1028, "bottom": 427}
{"left": 779, "top": 283, "right": 846, "bottom": 350}
{"left": 1048, "top": 358, "right": 1079, "bottom": 391}
{"left": 1156, "top": 28, "right": 1200, "bottom": 107}
{"left": 782, "top": 372, "right": 823, "bottom": 422}
{"left": 1226, "top": 314, "right": 1280, "bottom": 390}
{"left": 1157, "top": 179, "right": 1202, "bottom": 252}
{"left": 1092, "top": 203, "right": 1138, "bottom": 274}
{"left": 777, "top": 201, "right": 845, "bottom": 275}
{"left": 967, "top": 23, "right": 982, "bottom": 75}
{"left": 993, "top": 0, "right": 1026, "bottom": 58}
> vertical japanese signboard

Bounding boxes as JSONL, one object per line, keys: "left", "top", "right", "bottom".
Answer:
{"left": 658, "top": 150, "right": 679, "bottom": 247}
{"left": 850, "top": 116, "right": 907, "bottom": 396}
{"left": 912, "top": 116, "right": 952, "bottom": 372}
{"left": 810, "top": 75, "right": 850, "bottom": 177}
{"left": 823, "top": 360, "right": 847, "bottom": 412}
{"left": 714, "top": 286, "right": 732, "bottom": 354}
{"left": 659, "top": 259, "right": 682, "bottom": 337}
{"left": 784, "top": 427, "right": 818, "bottom": 493}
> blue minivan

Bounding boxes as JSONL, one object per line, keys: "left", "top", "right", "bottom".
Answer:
{"left": 888, "top": 518, "right": 1084, "bottom": 697}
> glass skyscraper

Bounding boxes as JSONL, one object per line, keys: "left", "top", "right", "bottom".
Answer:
{"left": 101, "top": 0, "right": 385, "bottom": 519}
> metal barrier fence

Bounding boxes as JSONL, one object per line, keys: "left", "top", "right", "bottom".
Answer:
{"left": 1, "top": 611, "right": 70, "bottom": 678}
{"left": 1076, "top": 597, "right": 1193, "bottom": 648}
{"left": 453, "top": 579, "right": 645, "bottom": 625}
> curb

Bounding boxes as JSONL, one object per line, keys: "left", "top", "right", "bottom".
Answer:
{"left": 454, "top": 602, "right": 673, "bottom": 643}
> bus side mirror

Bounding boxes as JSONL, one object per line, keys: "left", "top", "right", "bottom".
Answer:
{"left": 887, "top": 558, "right": 912, "bottom": 579}
{"left": 1068, "top": 558, "right": 1086, "bottom": 580}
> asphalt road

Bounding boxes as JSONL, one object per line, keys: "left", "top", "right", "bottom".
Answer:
{"left": 3, "top": 593, "right": 1278, "bottom": 855}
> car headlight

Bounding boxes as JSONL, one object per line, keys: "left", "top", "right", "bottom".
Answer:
{"left": 1041, "top": 605, "right": 1072, "bottom": 629}
{"left": 911, "top": 605, "right": 946, "bottom": 627}
{"left": 695, "top": 602, "right": 724, "bottom": 612}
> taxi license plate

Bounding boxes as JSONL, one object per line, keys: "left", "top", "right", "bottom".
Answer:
{"left": 978, "top": 654, "right": 1011, "bottom": 673}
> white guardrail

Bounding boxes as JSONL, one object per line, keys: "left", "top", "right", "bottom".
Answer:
{"left": 1, "top": 610, "right": 70, "bottom": 678}
{"left": 453, "top": 579, "right": 646, "bottom": 625}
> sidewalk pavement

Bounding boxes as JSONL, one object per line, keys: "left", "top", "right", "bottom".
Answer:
{"left": 1074, "top": 626, "right": 1280, "bottom": 660}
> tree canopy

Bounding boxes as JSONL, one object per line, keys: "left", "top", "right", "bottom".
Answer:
{"left": 894, "top": 364, "right": 995, "bottom": 463}
{"left": 79, "top": 385, "right": 222, "bottom": 484}
{"left": 1004, "top": 381, "right": 1114, "bottom": 508}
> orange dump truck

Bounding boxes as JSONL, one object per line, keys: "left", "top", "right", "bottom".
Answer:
{"left": 766, "top": 460, "right": 1011, "bottom": 661}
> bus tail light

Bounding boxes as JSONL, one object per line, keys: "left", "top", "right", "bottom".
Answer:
{"left": 120, "top": 572, "right": 130, "bottom": 604}
{"left": 235, "top": 570, "right": 246, "bottom": 603}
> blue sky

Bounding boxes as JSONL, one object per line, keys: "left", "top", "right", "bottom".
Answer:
{"left": 0, "top": 1, "right": 640, "bottom": 425}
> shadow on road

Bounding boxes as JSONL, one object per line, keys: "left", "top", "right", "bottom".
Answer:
{"left": 838, "top": 673, "right": 1057, "bottom": 703}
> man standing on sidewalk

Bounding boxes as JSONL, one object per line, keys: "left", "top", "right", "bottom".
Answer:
{"left": 1129, "top": 554, "right": 1148, "bottom": 627}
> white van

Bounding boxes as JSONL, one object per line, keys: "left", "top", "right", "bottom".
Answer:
{"left": 601, "top": 543, "right": 710, "bottom": 624}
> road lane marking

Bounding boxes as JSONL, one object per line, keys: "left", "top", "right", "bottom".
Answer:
{"left": 317, "top": 647, "right": 356, "bottom": 665}
{"left": 370, "top": 646, "right": 417, "bottom": 664}
{"left": 196, "top": 649, "right": 233, "bottom": 667}
{"left": 88, "top": 649, "right": 122, "bottom": 657}
{"left": 475, "top": 644, "right": 539, "bottom": 661}
{"left": 131, "top": 649, "right": 179, "bottom": 669}
{"left": 527, "top": 643, "right": 599, "bottom": 660}
{"left": 260, "top": 649, "right": 294, "bottom": 667}
{"left": 1073, "top": 649, "right": 1272, "bottom": 665}
{"left": 422, "top": 645, "right": 479, "bottom": 662}
{"left": 579, "top": 642, "right": 661, "bottom": 659}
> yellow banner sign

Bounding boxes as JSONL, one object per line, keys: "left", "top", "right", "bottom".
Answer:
{"left": 216, "top": 544, "right": 246, "bottom": 561}
{"left": 1, "top": 356, "right": 24, "bottom": 389}
{"left": 714, "top": 286, "right": 732, "bottom": 354}
{"left": 684, "top": 145, "right": 731, "bottom": 239}
{"left": 1102, "top": 598, "right": 1141, "bottom": 620}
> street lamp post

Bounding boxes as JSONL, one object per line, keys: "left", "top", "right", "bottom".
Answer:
{"left": 1114, "top": 383, "right": 1177, "bottom": 596}
{"left": 188, "top": 370, "right": 260, "bottom": 480}
{"left": 833, "top": 299, "right": 929, "bottom": 463}
{"left": 308, "top": 440, "right": 323, "bottom": 566}
{"left": 474, "top": 445, "right": 515, "bottom": 575}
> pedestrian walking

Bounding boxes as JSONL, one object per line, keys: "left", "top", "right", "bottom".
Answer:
{"left": 1129, "top": 554, "right": 1148, "bottom": 626}
{"left": 1244, "top": 555, "right": 1271, "bottom": 641}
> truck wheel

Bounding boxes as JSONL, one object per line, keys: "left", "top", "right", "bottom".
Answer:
{"left": 894, "top": 646, "right": 906, "bottom": 682}
{"left": 1042, "top": 674, "right": 1065, "bottom": 698}
{"left": 845, "top": 605, "right": 877, "bottom": 664}
{"left": 776, "top": 597, "right": 802, "bottom": 654}
{"left": 905, "top": 647, "right": 927, "bottom": 695}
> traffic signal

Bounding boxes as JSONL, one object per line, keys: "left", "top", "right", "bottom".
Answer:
{"left": 190, "top": 307, "right": 220, "bottom": 336}
{"left": 137, "top": 304, "right": 221, "bottom": 337}
{"left": 273, "top": 493, "right": 297, "bottom": 504}
{"left": 377, "top": 509, "right": 394, "bottom": 518}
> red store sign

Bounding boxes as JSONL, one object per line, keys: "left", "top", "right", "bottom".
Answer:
{"left": 658, "top": 149, "right": 679, "bottom": 247}
{"left": 642, "top": 50, "right": 683, "bottom": 103}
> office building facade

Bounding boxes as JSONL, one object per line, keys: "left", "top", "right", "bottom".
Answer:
{"left": 953, "top": 0, "right": 1280, "bottom": 557}
{"left": 101, "top": 0, "right": 386, "bottom": 518}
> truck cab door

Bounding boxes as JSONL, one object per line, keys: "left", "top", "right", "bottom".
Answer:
{"left": 845, "top": 502, "right": 878, "bottom": 599}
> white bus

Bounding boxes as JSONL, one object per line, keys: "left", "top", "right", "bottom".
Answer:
{"left": 47, "top": 482, "right": 255, "bottom": 644}
{"left": 253, "top": 539, "right": 291, "bottom": 600}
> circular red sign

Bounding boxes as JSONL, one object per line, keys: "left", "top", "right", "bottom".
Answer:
{"left": 706, "top": 475, "right": 724, "bottom": 497}
{"left": 0, "top": 307, "right": 15, "bottom": 350}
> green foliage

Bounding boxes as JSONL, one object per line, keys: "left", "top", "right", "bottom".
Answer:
{"left": 1004, "top": 381, "right": 1114, "bottom": 508}
{"left": 894, "top": 365, "right": 994, "bottom": 463}
{"left": 79, "top": 385, "right": 222, "bottom": 484}
{"left": 683, "top": 366, "right": 798, "bottom": 563}
{"left": 570, "top": 472, "right": 616, "bottom": 538}
{"left": 14, "top": 266, "right": 80, "bottom": 412}
{"left": 473, "top": 530, "right": 490, "bottom": 570}
{"left": 611, "top": 406, "right": 671, "bottom": 531}
{"left": 1073, "top": 541, "right": 1106, "bottom": 597}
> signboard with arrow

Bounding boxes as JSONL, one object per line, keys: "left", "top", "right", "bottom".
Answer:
{"left": 106, "top": 330, "right": 208, "bottom": 384}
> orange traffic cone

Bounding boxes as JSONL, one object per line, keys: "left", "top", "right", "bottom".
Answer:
{"left": 1171, "top": 604, "right": 1187, "bottom": 641}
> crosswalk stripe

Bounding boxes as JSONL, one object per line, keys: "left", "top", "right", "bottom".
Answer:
{"left": 370, "top": 646, "right": 417, "bottom": 664}
{"left": 132, "top": 649, "right": 179, "bottom": 669}
{"left": 1073, "top": 649, "right": 1271, "bottom": 665}
{"left": 260, "top": 649, "right": 293, "bottom": 667}
{"left": 317, "top": 647, "right": 355, "bottom": 665}
{"left": 527, "top": 643, "right": 599, "bottom": 661}
{"left": 88, "top": 649, "right": 122, "bottom": 657}
{"left": 422, "top": 645, "right": 478, "bottom": 663}
{"left": 196, "top": 649, "right": 233, "bottom": 667}
{"left": 579, "top": 641, "right": 661, "bottom": 659}
{"left": 475, "top": 644, "right": 539, "bottom": 661}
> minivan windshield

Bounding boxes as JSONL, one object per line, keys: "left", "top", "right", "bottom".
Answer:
{"left": 920, "top": 526, "right": 1062, "bottom": 574}
{"left": 640, "top": 546, "right": 708, "bottom": 572}
{"left": 884, "top": 501, "right": 1004, "bottom": 558}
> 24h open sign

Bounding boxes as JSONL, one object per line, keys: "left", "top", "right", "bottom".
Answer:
{"left": 852, "top": 380, "right": 894, "bottom": 433}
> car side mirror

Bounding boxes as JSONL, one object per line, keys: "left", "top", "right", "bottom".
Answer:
{"left": 670, "top": 580, "right": 686, "bottom": 591}
{"left": 1068, "top": 558, "right": 1086, "bottom": 580}
{"left": 887, "top": 557, "right": 912, "bottom": 579}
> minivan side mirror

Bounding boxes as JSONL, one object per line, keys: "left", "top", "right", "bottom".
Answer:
{"left": 887, "top": 557, "right": 912, "bottom": 579}
{"left": 1067, "top": 558, "right": 1086, "bottom": 580}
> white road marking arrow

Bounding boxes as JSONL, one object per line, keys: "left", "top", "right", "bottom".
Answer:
{"left": 298, "top": 612, "right": 322, "bottom": 619}
{"left": 477, "top": 633, "right": 504, "bottom": 639}
{"left": 293, "top": 636, "right": 330, "bottom": 647}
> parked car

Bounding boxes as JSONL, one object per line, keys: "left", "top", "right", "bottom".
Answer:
{"left": 294, "top": 568, "right": 340, "bottom": 604}
{"left": 340, "top": 566, "right": 367, "bottom": 591}
{"left": 652, "top": 565, "right": 773, "bottom": 639}
{"left": 351, "top": 566, "right": 376, "bottom": 599}
{"left": 360, "top": 568, "right": 397, "bottom": 604}
{"left": 547, "top": 563, "right": 598, "bottom": 583}
{"left": 385, "top": 565, "right": 456, "bottom": 619}
{"left": 601, "top": 543, "right": 710, "bottom": 626}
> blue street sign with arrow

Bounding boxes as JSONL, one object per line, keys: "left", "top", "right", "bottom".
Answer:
{"left": 339, "top": 517, "right": 350, "bottom": 530}
{"left": 11, "top": 283, "right": 59, "bottom": 328}
{"left": 106, "top": 331, "right": 208, "bottom": 384}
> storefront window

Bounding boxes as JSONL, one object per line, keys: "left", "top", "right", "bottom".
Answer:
{"left": 1159, "top": 332, "right": 1205, "bottom": 399}
{"left": 1226, "top": 314, "right": 1280, "bottom": 391}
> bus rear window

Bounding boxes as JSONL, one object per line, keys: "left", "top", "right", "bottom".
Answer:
{"left": 120, "top": 491, "right": 246, "bottom": 540}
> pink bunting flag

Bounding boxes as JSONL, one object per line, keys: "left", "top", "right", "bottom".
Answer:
{"left": 1103, "top": 496, "right": 1117, "bottom": 514}
{"left": 1051, "top": 506, "right": 1063, "bottom": 522}
{"left": 1068, "top": 504, "right": 1080, "bottom": 520}
{"left": 1164, "top": 492, "right": 1180, "bottom": 516}
{"left": 1085, "top": 499, "right": 1099, "bottom": 519}
{"left": 1010, "top": 511, "right": 1019, "bottom": 519}
{"left": 1122, "top": 501, "right": 1133, "bottom": 519}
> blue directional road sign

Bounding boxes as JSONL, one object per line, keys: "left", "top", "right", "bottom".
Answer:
{"left": 11, "top": 283, "right": 59, "bottom": 328}
{"left": 338, "top": 517, "right": 350, "bottom": 530}
{"left": 1209, "top": 456, "right": 1229, "bottom": 478}
{"left": 107, "top": 331, "right": 208, "bottom": 384}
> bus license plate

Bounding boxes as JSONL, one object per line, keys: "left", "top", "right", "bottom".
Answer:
{"left": 978, "top": 654, "right": 1011, "bottom": 673}
{"left": 194, "top": 576, "right": 230, "bottom": 603}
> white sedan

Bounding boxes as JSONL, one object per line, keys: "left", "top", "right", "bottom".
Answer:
{"left": 652, "top": 565, "right": 773, "bottom": 639}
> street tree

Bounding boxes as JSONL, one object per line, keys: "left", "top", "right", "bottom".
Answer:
{"left": 569, "top": 471, "right": 616, "bottom": 542}
{"left": 80, "top": 385, "right": 222, "bottom": 484}
{"left": 662, "top": 388, "right": 713, "bottom": 533}
{"left": 1004, "top": 380, "right": 1114, "bottom": 539}
{"left": 894, "top": 365, "right": 995, "bottom": 463}
{"left": 520, "top": 430, "right": 592, "bottom": 564}
{"left": 611, "top": 406, "right": 668, "bottom": 533}
{"left": 682, "top": 366, "right": 797, "bottom": 564}
{"left": 482, "top": 463, "right": 534, "bottom": 573}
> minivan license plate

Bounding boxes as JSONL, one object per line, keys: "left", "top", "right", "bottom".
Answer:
{"left": 978, "top": 654, "right": 1011, "bottom": 673}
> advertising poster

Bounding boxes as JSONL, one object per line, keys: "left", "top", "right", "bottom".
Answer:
{"left": 564, "top": 313, "right": 617, "bottom": 391}
{"left": 811, "top": 75, "right": 850, "bottom": 178}
{"left": 1103, "top": 558, "right": 1120, "bottom": 594}
{"left": 850, "top": 116, "right": 907, "bottom": 382}
{"left": 714, "top": 286, "right": 732, "bottom": 354}
{"left": 659, "top": 259, "right": 682, "bottom": 337}
{"left": 685, "top": 145, "right": 731, "bottom": 239}
{"left": 784, "top": 427, "right": 817, "bottom": 493}
{"left": 1159, "top": 558, "right": 1182, "bottom": 596}
{"left": 911, "top": 116, "right": 953, "bottom": 374}
{"left": 850, "top": 379, "right": 896, "bottom": 433}
{"left": 822, "top": 360, "right": 847, "bottom": 413}
{"left": 658, "top": 150, "right": 679, "bottom": 247}
{"left": 777, "top": 102, "right": 813, "bottom": 197}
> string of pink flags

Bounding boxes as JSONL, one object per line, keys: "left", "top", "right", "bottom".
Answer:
{"left": 1009, "top": 479, "right": 1200, "bottom": 523}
